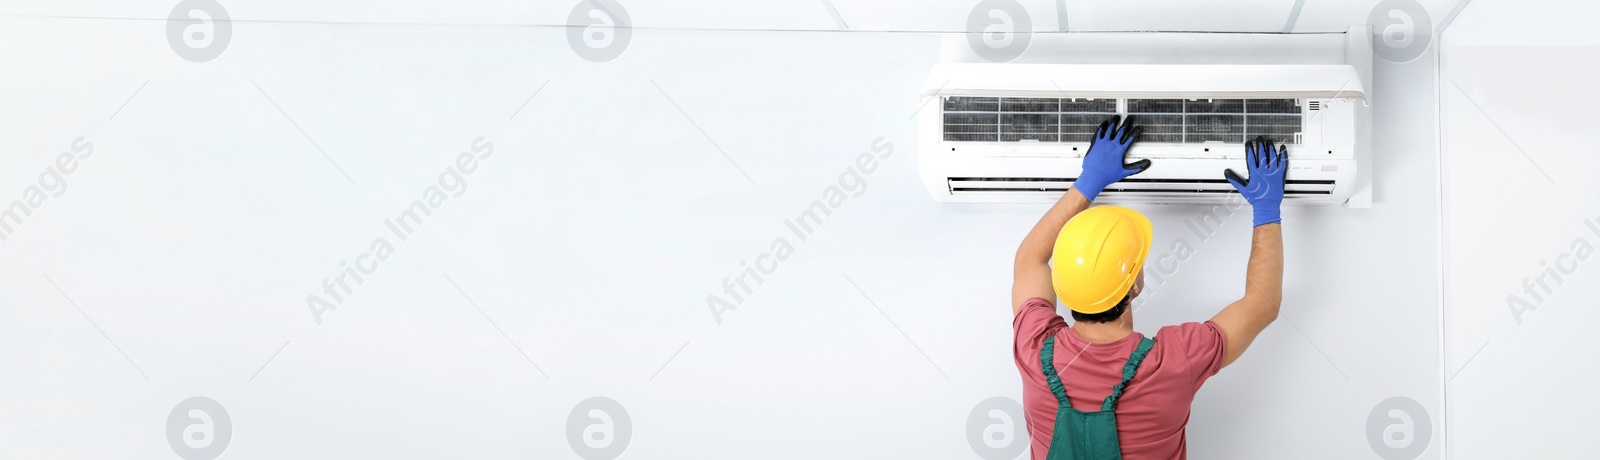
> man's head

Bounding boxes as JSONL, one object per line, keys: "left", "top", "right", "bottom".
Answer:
{"left": 1051, "top": 206, "right": 1153, "bottom": 323}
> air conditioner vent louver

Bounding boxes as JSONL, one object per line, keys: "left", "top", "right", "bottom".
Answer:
{"left": 947, "top": 177, "right": 1337, "bottom": 197}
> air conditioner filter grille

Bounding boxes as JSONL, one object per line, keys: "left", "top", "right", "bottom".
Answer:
{"left": 1127, "top": 98, "right": 1302, "bottom": 144}
{"left": 942, "top": 97, "right": 1116, "bottom": 143}
{"left": 942, "top": 97, "right": 1303, "bottom": 145}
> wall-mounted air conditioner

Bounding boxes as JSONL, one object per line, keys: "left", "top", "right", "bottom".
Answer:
{"left": 918, "top": 27, "right": 1373, "bottom": 207}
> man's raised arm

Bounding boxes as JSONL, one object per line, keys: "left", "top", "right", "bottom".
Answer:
{"left": 1209, "top": 137, "right": 1288, "bottom": 368}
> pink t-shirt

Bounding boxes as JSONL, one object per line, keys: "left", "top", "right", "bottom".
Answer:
{"left": 1012, "top": 297, "right": 1227, "bottom": 460}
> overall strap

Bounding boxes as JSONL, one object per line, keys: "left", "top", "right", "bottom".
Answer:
{"left": 1100, "top": 337, "right": 1156, "bottom": 411}
{"left": 1040, "top": 335, "right": 1070, "bottom": 403}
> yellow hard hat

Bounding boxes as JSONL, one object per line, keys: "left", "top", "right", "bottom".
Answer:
{"left": 1051, "top": 206, "right": 1153, "bottom": 314}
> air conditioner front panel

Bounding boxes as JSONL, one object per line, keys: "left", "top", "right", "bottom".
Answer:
{"left": 916, "top": 30, "right": 1371, "bottom": 207}
{"left": 918, "top": 95, "right": 1357, "bottom": 205}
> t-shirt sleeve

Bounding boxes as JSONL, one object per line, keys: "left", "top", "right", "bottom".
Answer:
{"left": 1159, "top": 321, "right": 1228, "bottom": 389}
{"left": 1012, "top": 297, "right": 1066, "bottom": 361}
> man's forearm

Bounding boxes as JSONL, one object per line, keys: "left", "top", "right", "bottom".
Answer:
{"left": 1244, "top": 223, "right": 1284, "bottom": 311}
{"left": 1209, "top": 137, "right": 1287, "bottom": 367}
{"left": 1016, "top": 188, "right": 1093, "bottom": 266}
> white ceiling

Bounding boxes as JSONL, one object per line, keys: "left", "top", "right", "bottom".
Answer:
{"left": 0, "top": 0, "right": 1473, "bottom": 34}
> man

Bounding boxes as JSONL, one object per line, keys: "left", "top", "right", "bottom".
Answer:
{"left": 1011, "top": 115, "right": 1286, "bottom": 460}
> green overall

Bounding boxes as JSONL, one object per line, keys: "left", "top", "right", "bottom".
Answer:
{"left": 1039, "top": 334, "right": 1156, "bottom": 460}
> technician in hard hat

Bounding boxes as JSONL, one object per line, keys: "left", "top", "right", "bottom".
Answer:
{"left": 1011, "top": 115, "right": 1286, "bottom": 460}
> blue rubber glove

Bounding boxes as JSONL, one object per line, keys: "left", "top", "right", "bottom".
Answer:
{"left": 1225, "top": 137, "right": 1288, "bottom": 227}
{"left": 1072, "top": 115, "right": 1150, "bottom": 201}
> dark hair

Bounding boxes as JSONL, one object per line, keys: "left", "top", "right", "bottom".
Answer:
{"left": 1070, "top": 293, "right": 1130, "bottom": 324}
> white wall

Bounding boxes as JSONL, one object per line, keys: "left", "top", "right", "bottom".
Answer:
{"left": 0, "top": 1, "right": 1459, "bottom": 459}
{"left": 1441, "top": 1, "right": 1600, "bottom": 458}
